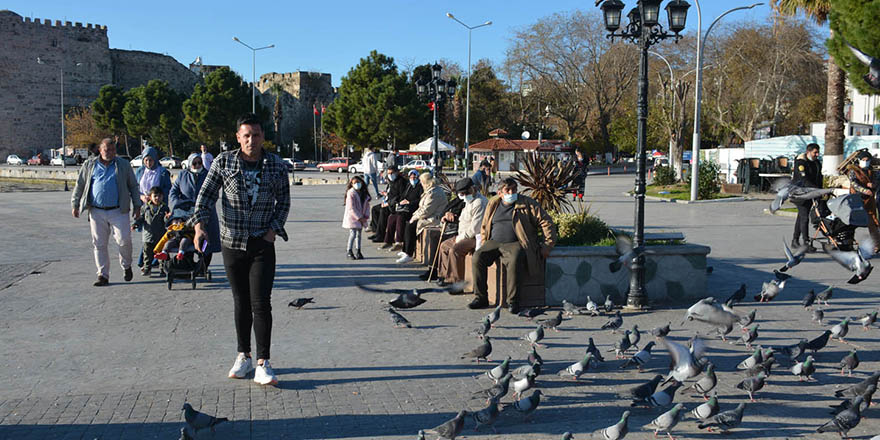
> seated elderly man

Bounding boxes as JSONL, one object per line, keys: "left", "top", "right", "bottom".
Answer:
{"left": 431, "top": 177, "right": 488, "bottom": 287}
{"left": 469, "top": 177, "right": 557, "bottom": 313}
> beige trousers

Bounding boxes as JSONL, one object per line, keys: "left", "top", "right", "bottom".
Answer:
{"left": 89, "top": 208, "right": 133, "bottom": 278}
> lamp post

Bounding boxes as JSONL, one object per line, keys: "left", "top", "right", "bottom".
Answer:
{"left": 599, "top": 0, "right": 690, "bottom": 310}
{"left": 537, "top": 104, "right": 551, "bottom": 147}
{"left": 37, "top": 57, "right": 82, "bottom": 165}
{"left": 232, "top": 37, "right": 275, "bottom": 113}
{"left": 689, "top": 1, "right": 763, "bottom": 201}
{"left": 447, "top": 13, "right": 492, "bottom": 174}
{"left": 416, "top": 63, "right": 457, "bottom": 175}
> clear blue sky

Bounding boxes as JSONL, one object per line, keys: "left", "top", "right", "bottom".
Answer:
{"left": 6, "top": 1, "right": 795, "bottom": 87}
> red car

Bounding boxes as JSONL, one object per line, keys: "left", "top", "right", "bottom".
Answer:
{"left": 27, "top": 154, "right": 49, "bottom": 165}
{"left": 316, "top": 157, "right": 351, "bottom": 173}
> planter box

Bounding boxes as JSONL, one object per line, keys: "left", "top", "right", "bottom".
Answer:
{"left": 485, "top": 257, "right": 546, "bottom": 308}
{"left": 544, "top": 244, "right": 711, "bottom": 306}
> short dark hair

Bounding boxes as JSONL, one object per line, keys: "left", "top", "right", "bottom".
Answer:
{"left": 148, "top": 186, "right": 163, "bottom": 197}
{"left": 806, "top": 143, "right": 820, "bottom": 153}
{"left": 500, "top": 177, "right": 518, "bottom": 191}
{"left": 236, "top": 113, "right": 263, "bottom": 131}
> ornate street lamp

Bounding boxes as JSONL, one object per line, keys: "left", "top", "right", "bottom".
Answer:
{"left": 416, "top": 63, "right": 457, "bottom": 175}
{"left": 598, "top": 0, "right": 689, "bottom": 310}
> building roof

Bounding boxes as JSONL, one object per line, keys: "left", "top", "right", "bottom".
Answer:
{"left": 469, "top": 138, "right": 571, "bottom": 152}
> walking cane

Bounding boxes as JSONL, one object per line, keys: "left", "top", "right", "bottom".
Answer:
{"left": 427, "top": 221, "right": 448, "bottom": 282}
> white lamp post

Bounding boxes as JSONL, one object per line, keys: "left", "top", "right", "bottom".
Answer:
{"left": 232, "top": 37, "right": 275, "bottom": 113}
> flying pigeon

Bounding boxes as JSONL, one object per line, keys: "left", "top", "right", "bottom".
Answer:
{"left": 816, "top": 285, "right": 833, "bottom": 306}
{"left": 597, "top": 410, "right": 630, "bottom": 440}
{"left": 859, "top": 311, "right": 878, "bottom": 331}
{"left": 601, "top": 311, "right": 623, "bottom": 332}
{"left": 473, "top": 373, "right": 512, "bottom": 403}
{"left": 610, "top": 234, "right": 637, "bottom": 273}
{"left": 660, "top": 337, "right": 701, "bottom": 384}
{"left": 791, "top": 355, "right": 816, "bottom": 381}
{"left": 736, "top": 373, "right": 767, "bottom": 402}
{"left": 621, "top": 374, "right": 664, "bottom": 401}
{"left": 840, "top": 350, "right": 860, "bottom": 376}
{"left": 559, "top": 353, "right": 593, "bottom": 380}
{"left": 845, "top": 40, "right": 880, "bottom": 90}
{"left": 425, "top": 410, "right": 468, "bottom": 440}
{"left": 644, "top": 403, "right": 684, "bottom": 439}
{"left": 725, "top": 284, "right": 747, "bottom": 305}
{"left": 511, "top": 371, "right": 537, "bottom": 400}
{"left": 182, "top": 403, "right": 228, "bottom": 434}
{"left": 817, "top": 396, "right": 864, "bottom": 438}
{"left": 830, "top": 384, "right": 875, "bottom": 415}
{"left": 773, "top": 269, "right": 792, "bottom": 281}
{"left": 604, "top": 295, "right": 614, "bottom": 313}
{"left": 681, "top": 363, "right": 717, "bottom": 399}
{"left": 356, "top": 282, "right": 464, "bottom": 308}
{"left": 523, "top": 325, "right": 545, "bottom": 347}
{"left": 538, "top": 311, "right": 563, "bottom": 331}
{"left": 802, "top": 290, "right": 816, "bottom": 309}
{"left": 770, "top": 178, "right": 835, "bottom": 212}
{"left": 835, "top": 371, "right": 880, "bottom": 398}
{"left": 472, "top": 396, "right": 500, "bottom": 432}
{"left": 633, "top": 381, "right": 682, "bottom": 408}
{"left": 805, "top": 330, "right": 832, "bottom": 353}
{"left": 831, "top": 318, "right": 851, "bottom": 342}
{"left": 779, "top": 239, "right": 807, "bottom": 272}
{"left": 510, "top": 389, "right": 542, "bottom": 421}
{"left": 479, "top": 356, "right": 510, "bottom": 383}
{"left": 755, "top": 279, "right": 785, "bottom": 302}
{"left": 689, "top": 392, "right": 720, "bottom": 421}
{"left": 698, "top": 403, "right": 746, "bottom": 433}
{"left": 620, "top": 341, "right": 655, "bottom": 372}
{"left": 586, "top": 337, "right": 605, "bottom": 363}
{"left": 461, "top": 336, "right": 492, "bottom": 362}
{"left": 825, "top": 239, "right": 874, "bottom": 284}
{"left": 683, "top": 298, "right": 740, "bottom": 341}
{"left": 388, "top": 308, "right": 412, "bottom": 328}
{"left": 288, "top": 297, "right": 314, "bottom": 309}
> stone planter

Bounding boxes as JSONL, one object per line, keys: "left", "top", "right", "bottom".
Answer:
{"left": 544, "top": 244, "right": 711, "bottom": 306}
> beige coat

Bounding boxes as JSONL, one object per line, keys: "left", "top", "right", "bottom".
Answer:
{"left": 480, "top": 194, "right": 557, "bottom": 274}
{"left": 457, "top": 194, "right": 488, "bottom": 242}
{"left": 410, "top": 185, "right": 448, "bottom": 235}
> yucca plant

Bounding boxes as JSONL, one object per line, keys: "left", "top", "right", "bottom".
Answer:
{"left": 514, "top": 153, "right": 577, "bottom": 213}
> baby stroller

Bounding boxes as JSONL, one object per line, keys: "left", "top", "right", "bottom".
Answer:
{"left": 810, "top": 193, "right": 868, "bottom": 252}
{"left": 156, "top": 208, "right": 212, "bottom": 290}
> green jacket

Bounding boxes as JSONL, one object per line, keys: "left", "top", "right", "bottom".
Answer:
{"left": 71, "top": 156, "right": 141, "bottom": 217}
{"left": 480, "top": 194, "right": 558, "bottom": 274}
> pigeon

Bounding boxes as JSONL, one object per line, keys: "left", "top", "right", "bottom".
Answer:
{"left": 473, "top": 373, "right": 512, "bottom": 402}
{"left": 859, "top": 311, "right": 878, "bottom": 331}
{"left": 755, "top": 279, "right": 785, "bottom": 302}
{"left": 609, "top": 331, "right": 632, "bottom": 359}
{"left": 816, "top": 285, "right": 833, "bottom": 306}
{"left": 746, "top": 355, "right": 777, "bottom": 378}
{"left": 773, "top": 269, "right": 792, "bottom": 281}
{"left": 651, "top": 323, "right": 672, "bottom": 338}
{"left": 620, "top": 341, "right": 656, "bottom": 372}
{"left": 825, "top": 239, "right": 874, "bottom": 284}
{"left": 683, "top": 298, "right": 740, "bottom": 340}
{"left": 601, "top": 311, "right": 623, "bottom": 332}
{"left": 776, "top": 339, "right": 808, "bottom": 365}
{"left": 518, "top": 308, "right": 546, "bottom": 319}
{"left": 817, "top": 396, "right": 864, "bottom": 438}
{"left": 644, "top": 403, "right": 684, "bottom": 439}
{"left": 738, "top": 309, "right": 757, "bottom": 329}
{"left": 660, "top": 337, "right": 700, "bottom": 384}
{"left": 802, "top": 290, "right": 816, "bottom": 309}
{"left": 288, "top": 297, "right": 314, "bottom": 309}
{"left": 604, "top": 294, "right": 614, "bottom": 313}
{"left": 472, "top": 396, "right": 500, "bottom": 432}
{"left": 523, "top": 325, "right": 545, "bottom": 347}
{"left": 835, "top": 371, "right": 880, "bottom": 398}
{"left": 597, "top": 410, "right": 630, "bottom": 440}
{"left": 689, "top": 392, "right": 720, "bottom": 421}
{"left": 417, "top": 430, "right": 425, "bottom": 440}
{"left": 528, "top": 345, "right": 544, "bottom": 366}
{"left": 585, "top": 296, "right": 600, "bottom": 316}
{"left": 736, "top": 373, "right": 767, "bottom": 402}
{"left": 510, "top": 389, "right": 542, "bottom": 421}
{"left": 182, "top": 403, "right": 228, "bottom": 434}
{"left": 511, "top": 371, "right": 537, "bottom": 399}
{"left": 461, "top": 336, "right": 492, "bottom": 362}
{"left": 812, "top": 309, "right": 825, "bottom": 325}
{"left": 831, "top": 318, "right": 851, "bottom": 342}
{"left": 633, "top": 381, "right": 682, "bottom": 408}
{"left": 725, "top": 284, "right": 747, "bottom": 305}
{"left": 770, "top": 178, "right": 835, "bottom": 212}
{"left": 472, "top": 317, "right": 491, "bottom": 338}
{"left": 779, "top": 239, "right": 807, "bottom": 272}
{"left": 621, "top": 374, "right": 663, "bottom": 401}
{"left": 845, "top": 40, "right": 880, "bottom": 90}
{"left": 562, "top": 299, "right": 590, "bottom": 317}
{"left": 698, "top": 402, "right": 746, "bottom": 433}
{"left": 830, "top": 384, "right": 875, "bottom": 415}
{"left": 610, "top": 234, "right": 637, "bottom": 273}
{"left": 480, "top": 356, "right": 510, "bottom": 383}
{"left": 561, "top": 433, "right": 573, "bottom": 440}
{"left": 178, "top": 427, "right": 193, "bottom": 440}
{"left": 426, "top": 410, "right": 468, "bottom": 440}
{"left": 805, "top": 330, "right": 832, "bottom": 353}
{"left": 628, "top": 325, "right": 641, "bottom": 349}
{"left": 560, "top": 353, "right": 593, "bottom": 380}
{"left": 486, "top": 305, "right": 502, "bottom": 327}
{"left": 792, "top": 355, "right": 816, "bottom": 381}
{"left": 512, "top": 362, "right": 541, "bottom": 381}
{"left": 356, "top": 282, "right": 465, "bottom": 308}
{"left": 538, "top": 311, "right": 563, "bottom": 331}
{"left": 738, "top": 324, "right": 759, "bottom": 349}
{"left": 585, "top": 337, "right": 605, "bottom": 363}
{"left": 840, "top": 350, "right": 860, "bottom": 376}
{"left": 681, "top": 363, "right": 717, "bottom": 399}
{"left": 387, "top": 308, "right": 412, "bottom": 328}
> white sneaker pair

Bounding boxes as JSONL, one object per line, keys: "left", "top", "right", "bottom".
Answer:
{"left": 396, "top": 254, "right": 413, "bottom": 264}
{"left": 227, "top": 353, "right": 278, "bottom": 385}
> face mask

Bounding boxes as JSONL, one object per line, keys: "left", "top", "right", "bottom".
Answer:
{"left": 388, "top": 174, "right": 397, "bottom": 181}
{"left": 410, "top": 179, "right": 418, "bottom": 186}
{"left": 502, "top": 193, "right": 518, "bottom": 204}
{"left": 860, "top": 160, "right": 870, "bottom": 169}
{"left": 353, "top": 182, "right": 362, "bottom": 190}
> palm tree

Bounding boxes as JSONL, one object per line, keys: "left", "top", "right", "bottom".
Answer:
{"left": 269, "top": 83, "right": 284, "bottom": 151}
{"left": 773, "top": 0, "right": 844, "bottom": 175}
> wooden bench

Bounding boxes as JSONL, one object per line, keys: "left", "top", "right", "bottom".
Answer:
{"left": 486, "top": 257, "right": 545, "bottom": 308}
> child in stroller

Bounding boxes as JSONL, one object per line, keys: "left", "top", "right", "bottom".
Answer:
{"left": 810, "top": 194, "right": 869, "bottom": 252}
{"left": 153, "top": 207, "right": 211, "bottom": 289}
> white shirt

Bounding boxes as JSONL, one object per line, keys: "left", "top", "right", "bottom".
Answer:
{"left": 201, "top": 151, "right": 214, "bottom": 171}
{"left": 457, "top": 194, "right": 488, "bottom": 242}
{"left": 362, "top": 151, "right": 378, "bottom": 174}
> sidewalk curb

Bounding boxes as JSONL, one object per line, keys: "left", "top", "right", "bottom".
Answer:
{"left": 763, "top": 208, "right": 798, "bottom": 218}
{"left": 624, "top": 192, "right": 747, "bottom": 204}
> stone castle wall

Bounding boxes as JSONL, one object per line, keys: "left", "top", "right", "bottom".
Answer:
{"left": 256, "top": 72, "right": 335, "bottom": 158}
{"left": 111, "top": 49, "right": 199, "bottom": 93}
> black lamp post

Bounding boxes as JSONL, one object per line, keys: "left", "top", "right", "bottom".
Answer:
{"left": 416, "top": 63, "right": 457, "bottom": 175}
{"left": 599, "top": 0, "right": 689, "bottom": 310}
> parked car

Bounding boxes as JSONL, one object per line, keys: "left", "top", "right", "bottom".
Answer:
{"left": 130, "top": 154, "right": 144, "bottom": 168}
{"left": 348, "top": 160, "right": 387, "bottom": 174}
{"left": 316, "top": 157, "right": 351, "bottom": 173}
{"left": 160, "top": 156, "right": 182, "bottom": 169}
{"left": 50, "top": 155, "right": 78, "bottom": 166}
{"left": 6, "top": 154, "right": 24, "bottom": 165}
{"left": 282, "top": 158, "right": 307, "bottom": 172}
{"left": 28, "top": 154, "right": 49, "bottom": 165}
{"left": 402, "top": 159, "right": 429, "bottom": 171}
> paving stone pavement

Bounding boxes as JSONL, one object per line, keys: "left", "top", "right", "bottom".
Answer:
{"left": 2, "top": 175, "right": 880, "bottom": 440}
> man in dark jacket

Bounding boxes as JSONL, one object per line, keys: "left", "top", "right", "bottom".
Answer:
{"left": 368, "top": 166, "right": 407, "bottom": 242}
{"left": 791, "top": 143, "right": 821, "bottom": 250}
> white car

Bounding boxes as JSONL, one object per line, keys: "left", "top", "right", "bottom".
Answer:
{"left": 50, "top": 155, "right": 77, "bottom": 166}
{"left": 348, "top": 160, "right": 387, "bottom": 174}
{"left": 403, "top": 159, "right": 429, "bottom": 170}
{"left": 130, "top": 154, "right": 144, "bottom": 168}
{"left": 5, "top": 154, "right": 24, "bottom": 165}
{"left": 160, "top": 156, "right": 182, "bottom": 169}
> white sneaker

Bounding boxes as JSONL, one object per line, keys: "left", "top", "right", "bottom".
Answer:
{"left": 396, "top": 254, "right": 413, "bottom": 264}
{"left": 227, "top": 353, "right": 253, "bottom": 379}
{"left": 397, "top": 251, "right": 408, "bottom": 257}
{"left": 254, "top": 360, "right": 278, "bottom": 386}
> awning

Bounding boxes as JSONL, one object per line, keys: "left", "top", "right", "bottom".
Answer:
{"left": 409, "top": 138, "right": 456, "bottom": 153}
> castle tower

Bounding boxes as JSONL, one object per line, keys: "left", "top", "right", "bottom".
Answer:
{"left": 255, "top": 72, "right": 336, "bottom": 159}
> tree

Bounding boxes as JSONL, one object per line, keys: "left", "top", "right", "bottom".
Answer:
{"left": 182, "top": 67, "right": 254, "bottom": 146}
{"left": 827, "top": 1, "right": 880, "bottom": 95}
{"left": 269, "top": 83, "right": 284, "bottom": 145}
{"left": 91, "top": 85, "right": 130, "bottom": 155}
{"left": 773, "top": 0, "right": 844, "bottom": 175}
{"left": 123, "top": 80, "right": 186, "bottom": 156}
{"left": 450, "top": 60, "right": 513, "bottom": 144}
{"left": 65, "top": 107, "right": 110, "bottom": 149}
{"left": 324, "top": 51, "right": 429, "bottom": 151}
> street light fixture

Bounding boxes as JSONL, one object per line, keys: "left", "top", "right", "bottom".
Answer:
{"left": 599, "top": 0, "right": 689, "bottom": 310}
{"left": 447, "top": 12, "right": 492, "bottom": 173}
{"left": 416, "top": 63, "right": 457, "bottom": 176}
{"left": 37, "top": 57, "right": 82, "bottom": 164}
{"left": 232, "top": 37, "right": 275, "bottom": 113}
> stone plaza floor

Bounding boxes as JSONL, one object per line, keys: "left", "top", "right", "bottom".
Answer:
{"left": 1, "top": 175, "right": 880, "bottom": 439}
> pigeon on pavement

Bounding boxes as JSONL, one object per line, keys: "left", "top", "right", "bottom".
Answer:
{"left": 817, "top": 396, "right": 864, "bottom": 438}
{"left": 802, "top": 290, "right": 816, "bottom": 309}
{"left": 597, "top": 410, "right": 630, "bottom": 440}
{"left": 473, "top": 373, "right": 512, "bottom": 403}
{"left": 604, "top": 295, "right": 615, "bottom": 313}
{"left": 518, "top": 308, "right": 546, "bottom": 319}
{"left": 621, "top": 375, "right": 663, "bottom": 402}
{"left": 472, "top": 317, "right": 491, "bottom": 338}
{"left": 737, "top": 347, "right": 763, "bottom": 370}
{"left": 725, "top": 284, "right": 747, "bottom": 305}
{"left": 738, "top": 324, "right": 759, "bottom": 349}
{"left": 512, "top": 362, "right": 541, "bottom": 381}
{"left": 609, "top": 331, "right": 632, "bottom": 359}
{"left": 387, "top": 308, "right": 412, "bottom": 328}
{"left": 562, "top": 299, "right": 590, "bottom": 317}
{"left": 586, "top": 337, "right": 605, "bottom": 363}
{"left": 779, "top": 239, "right": 807, "bottom": 272}
{"left": 511, "top": 371, "right": 537, "bottom": 399}
{"left": 831, "top": 318, "right": 851, "bottom": 342}
{"left": 559, "top": 353, "right": 593, "bottom": 380}
{"left": 736, "top": 373, "right": 767, "bottom": 402}
{"left": 510, "top": 389, "right": 542, "bottom": 421}
{"left": 480, "top": 356, "right": 510, "bottom": 383}
{"left": 601, "top": 311, "right": 623, "bottom": 332}
{"left": 845, "top": 40, "right": 880, "bottom": 90}
{"left": 755, "top": 279, "right": 785, "bottom": 302}
{"left": 425, "top": 410, "right": 468, "bottom": 440}
{"left": 830, "top": 384, "right": 875, "bottom": 415}
{"left": 698, "top": 403, "right": 746, "bottom": 433}
{"left": 538, "top": 311, "right": 563, "bottom": 331}
{"left": 681, "top": 363, "right": 717, "bottom": 399}
{"left": 586, "top": 297, "right": 600, "bottom": 316}
{"left": 472, "top": 396, "right": 500, "bottom": 432}
{"left": 288, "top": 297, "right": 314, "bottom": 309}
{"left": 840, "top": 350, "right": 860, "bottom": 376}
{"left": 689, "top": 392, "right": 720, "bottom": 421}
{"left": 812, "top": 309, "right": 825, "bottom": 325}
{"left": 805, "top": 330, "right": 832, "bottom": 353}
{"left": 651, "top": 323, "right": 672, "bottom": 338}
{"left": 620, "top": 341, "right": 655, "bottom": 372}
{"left": 816, "top": 285, "right": 833, "bottom": 306}
{"left": 528, "top": 345, "right": 544, "bottom": 366}
{"left": 182, "top": 403, "right": 228, "bottom": 434}
{"left": 461, "top": 337, "right": 492, "bottom": 362}
{"left": 633, "top": 381, "right": 682, "bottom": 408}
{"left": 628, "top": 325, "right": 641, "bottom": 349}
{"left": 835, "top": 371, "right": 880, "bottom": 398}
{"left": 791, "top": 355, "right": 816, "bottom": 381}
{"left": 486, "top": 305, "right": 502, "bottom": 327}
{"left": 860, "top": 311, "right": 878, "bottom": 331}
{"left": 776, "top": 340, "right": 808, "bottom": 365}
{"left": 644, "top": 403, "right": 684, "bottom": 439}
{"left": 738, "top": 309, "right": 757, "bottom": 329}
{"left": 523, "top": 325, "right": 545, "bottom": 347}
{"left": 773, "top": 269, "right": 793, "bottom": 281}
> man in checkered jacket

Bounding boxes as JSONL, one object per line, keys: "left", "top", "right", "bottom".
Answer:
{"left": 194, "top": 113, "right": 290, "bottom": 386}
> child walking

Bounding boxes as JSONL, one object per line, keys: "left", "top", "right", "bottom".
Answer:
{"left": 343, "top": 175, "right": 371, "bottom": 260}
{"left": 131, "top": 186, "right": 170, "bottom": 276}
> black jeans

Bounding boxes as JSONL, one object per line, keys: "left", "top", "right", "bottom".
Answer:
{"left": 370, "top": 205, "right": 390, "bottom": 237}
{"left": 222, "top": 237, "right": 276, "bottom": 360}
{"left": 403, "top": 221, "right": 418, "bottom": 256}
{"left": 793, "top": 201, "right": 811, "bottom": 244}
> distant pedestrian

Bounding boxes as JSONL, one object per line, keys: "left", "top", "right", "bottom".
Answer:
{"left": 200, "top": 144, "right": 214, "bottom": 171}
{"left": 71, "top": 138, "right": 141, "bottom": 286}
{"left": 362, "top": 148, "right": 380, "bottom": 197}
{"left": 343, "top": 175, "right": 371, "bottom": 260}
{"left": 472, "top": 160, "right": 493, "bottom": 195}
{"left": 386, "top": 148, "right": 398, "bottom": 169}
{"left": 131, "top": 186, "right": 169, "bottom": 276}
{"left": 170, "top": 153, "right": 220, "bottom": 267}
{"left": 572, "top": 150, "right": 588, "bottom": 201}
{"left": 194, "top": 113, "right": 290, "bottom": 386}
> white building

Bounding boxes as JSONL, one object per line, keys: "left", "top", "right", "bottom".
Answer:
{"left": 849, "top": 82, "right": 880, "bottom": 127}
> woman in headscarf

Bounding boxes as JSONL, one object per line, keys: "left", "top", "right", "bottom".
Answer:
{"left": 169, "top": 153, "right": 221, "bottom": 265}
{"left": 134, "top": 146, "right": 172, "bottom": 268}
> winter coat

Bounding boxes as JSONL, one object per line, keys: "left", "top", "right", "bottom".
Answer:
{"left": 343, "top": 188, "right": 371, "bottom": 229}
{"left": 457, "top": 194, "right": 489, "bottom": 242}
{"left": 410, "top": 185, "right": 448, "bottom": 235}
{"left": 792, "top": 153, "right": 821, "bottom": 188}
{"left": 134, "top": 148, "right": 172, "bottom": 200}
{"left": 480, "top": 194, "right": 558, "bottom": 275}
{"left": 362, "top": 151, "right": 379, "bottom": 175}
{"left": 139, "top": 202, "right": 170, "bottom": 244}
{"left": 170, "top": 168, "right": 221, "bottom": 254}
